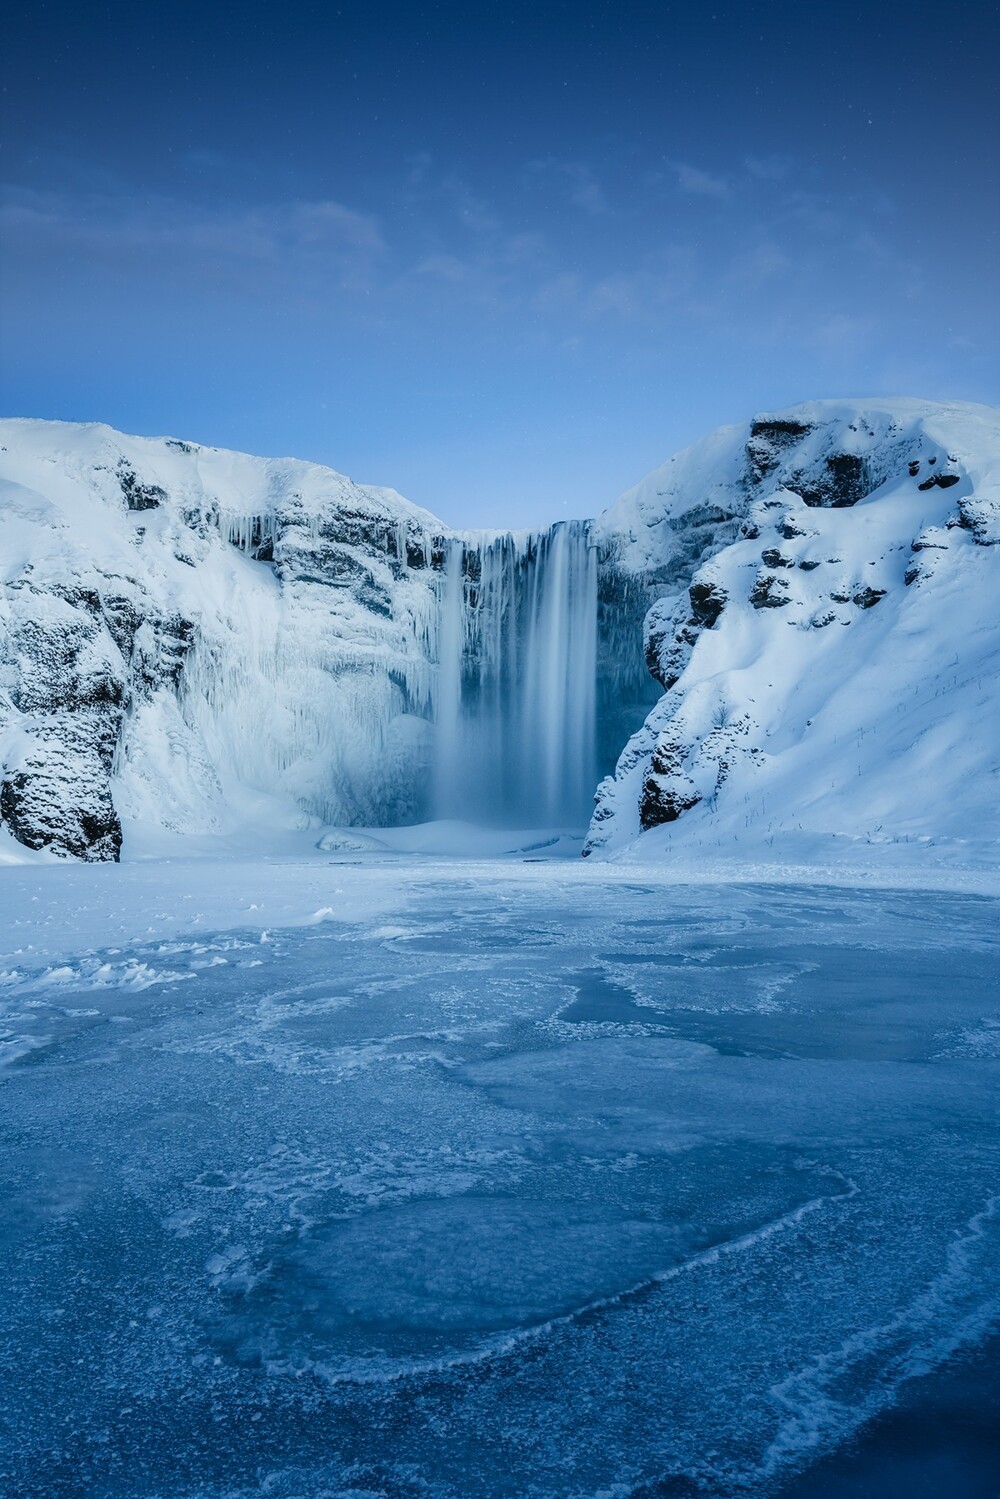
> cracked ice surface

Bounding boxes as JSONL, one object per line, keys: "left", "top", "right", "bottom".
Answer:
{"left": 1, "top": 862, "right": 999, "bottom": 1496}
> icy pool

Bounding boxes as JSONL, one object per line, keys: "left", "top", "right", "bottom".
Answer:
{"left": 1, "top": 861, "right": 998, "bottom": 1496}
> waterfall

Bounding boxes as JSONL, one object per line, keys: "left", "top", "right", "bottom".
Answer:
{"left": 431, "top": 521, "right": 598, "bottom": 827}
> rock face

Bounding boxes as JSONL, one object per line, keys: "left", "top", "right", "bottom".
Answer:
{"left": 584, "top": 398, "right": 1000, "bottom": 857}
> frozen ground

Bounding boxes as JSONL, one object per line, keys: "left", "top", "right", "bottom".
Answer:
{"left": 1, "top": 847, "right": 999, "bottom": 1497}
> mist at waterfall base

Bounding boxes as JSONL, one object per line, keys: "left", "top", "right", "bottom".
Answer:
{"left": 430, "top": 521, "right": 601, "bottom": 829}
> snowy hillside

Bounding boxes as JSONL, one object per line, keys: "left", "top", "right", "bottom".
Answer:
{"left": 586, "top": 399, "right": 1000, "bottom": 861}
{"left": 1, "top": 400, "right": 997, "bottom": 865}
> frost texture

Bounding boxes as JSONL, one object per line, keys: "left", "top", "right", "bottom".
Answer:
{"left": 2, "top": 863, "right": 999, "bottom": 1494}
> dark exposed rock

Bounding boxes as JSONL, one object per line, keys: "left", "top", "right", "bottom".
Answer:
{"left": 746, "top": 418, "right": 814, "bottom": 485}
{"left": 908, "top": 460, "right": 921, "bottom": 476}
{"left": 750, "top": 418, "right": 814, "bottom": 442}
{"left": 0, "top": 573, "right": 199, "bottom": 859}
{"left": 798, "top": 558, "right": 821, "bottom": 571}
{"left": 50, "top": 584, "right": 102, "bottom": 615}
{"left": 852, "top": 586, "right": 887, "bottom": 609}
{"left": 640, "top": 773, "right": 700, "bottom": 828}
{"left": 743, "top": 413, "right": 894, "bottom": 509}
{"left": 639, "top": 737, "right": 701, "bottom": 829}
{"left": 918, "top": 471, "right": 961, "bottom": 491}
{"left": 100, "top": 595, "right": 142, "bottom": 661}
{"left": 749, "top": 572, "right": 790, "bottom": 608}
{"left": 1, "top": 753, "right": 122, "bottom": 862}
{"left": 117, "top": 460, "right": 166, "bottom": 512}
{"left": 760, "top": 548, "right": 795, "bottom": 569}
{"left": 688, "top": 578, "right": 727, "bottom": 628}
{"left": 779, "top": 517, "right": 808, "bottom": 539}
{"left": 791, "top": 452, "right": 868, "bottom": 508}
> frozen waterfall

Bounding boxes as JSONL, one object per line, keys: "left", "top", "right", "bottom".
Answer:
{"left": 432, "top": 521, "right": 599, "bottom": 827}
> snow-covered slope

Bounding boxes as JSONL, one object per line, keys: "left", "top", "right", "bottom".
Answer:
{"left": 585, "top": 399, "right": 1000, "bottom": 861}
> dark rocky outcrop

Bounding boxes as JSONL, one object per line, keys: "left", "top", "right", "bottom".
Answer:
{"left": 1, "top": 754, "right": 122, "bottom": 861}
{"left": 117, "top": 460, "right": 166, "bottom": 511}
{"left": 746, "top": 418, "right": 814, "bottom": 485}
{"left": 688, "top": 578, "right": 727, "bottom": 628}
{"left": 749, "top": 572, "right": 791, "bottom": 608}
{"left": 792, "top": 452, "right": 868, "bottom": 508}
{"left": 852, "top": 586, "right": 887, "bottom": 609}
{"left": 642, "top": 572, "right": 726, "bottom": 696}
{"left": 918, "top": 471, "right": 961, "bottom": 492}
{"left": 639, "top": 738, "right": 701, "bottom": 829}
{"left": 0, "top": 573, "right": 197, "bottom": 860}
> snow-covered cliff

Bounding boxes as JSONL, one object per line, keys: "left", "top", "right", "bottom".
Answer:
{"left": 0, "top": 420, "right": 649, "bottom": 858}
{"left": 1, "top": 400, "right": 997, "bottom": 864}
{"left": 0, "top": 422, "right": 458, "bottom": 858}
{"left": 585, "top": 399, "right": 1000, "bottom": 859}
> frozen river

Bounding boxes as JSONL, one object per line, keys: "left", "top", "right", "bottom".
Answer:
{"left": 1, "top": 856, "right": 998, "bottom": 1497}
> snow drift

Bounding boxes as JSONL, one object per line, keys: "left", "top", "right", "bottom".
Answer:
{"left": 0, "top": 400, "right": 997, "bottom": 863}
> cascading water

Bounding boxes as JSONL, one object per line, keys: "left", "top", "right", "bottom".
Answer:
{"left": 431, "top": 521, "right": 599, "bottom": 827}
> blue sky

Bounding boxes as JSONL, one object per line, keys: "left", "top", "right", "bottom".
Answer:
{"left": 3, "top": 0, "right": 998, "bottom": 526}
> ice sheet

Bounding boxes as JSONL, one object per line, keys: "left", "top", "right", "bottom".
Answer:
{"left": 1, "top": 860, "right": 998, "bottom": 1496}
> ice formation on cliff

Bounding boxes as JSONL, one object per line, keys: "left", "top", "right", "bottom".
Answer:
{"left": 0, "top": 422, "right": 650, "bottom": 856}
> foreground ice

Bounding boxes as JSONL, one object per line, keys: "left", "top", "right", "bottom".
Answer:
{"left": 1, "top": 856, "right": 998, "bottom": 1497}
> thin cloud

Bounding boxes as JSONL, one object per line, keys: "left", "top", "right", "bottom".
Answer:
{"left": 670, "top": 162, "right": 730, "bottom": 199}
{"left": 744, "top": 154, "right": 795, "bottom": 181}
{"left": 525, "top": 158, "right": 610, "bottom": 215}
{"left": 0, "top": 185, "right": 385, "bottom": 261}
